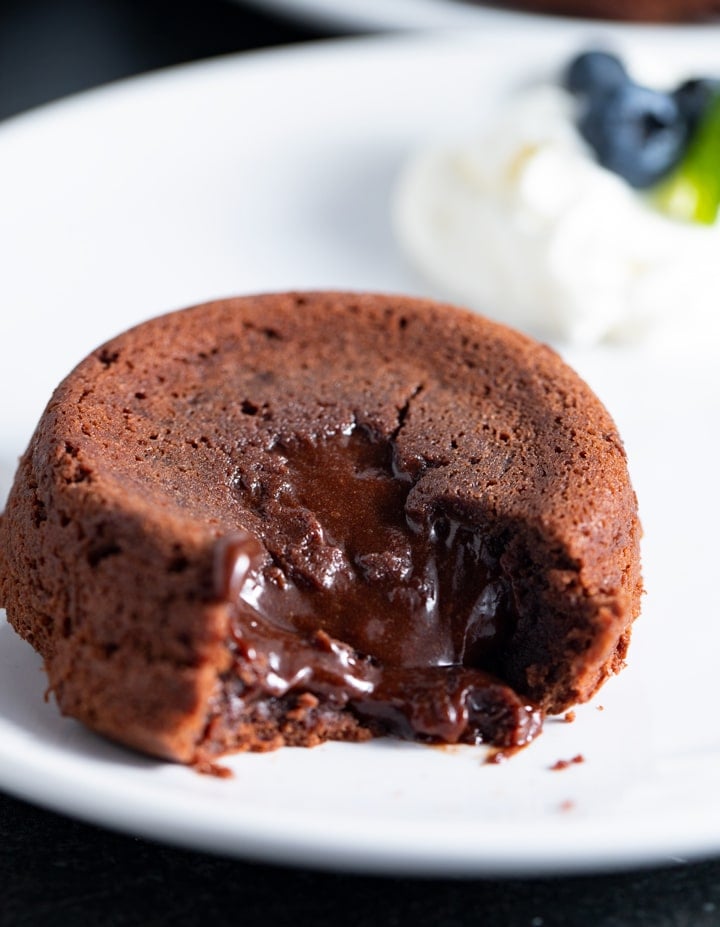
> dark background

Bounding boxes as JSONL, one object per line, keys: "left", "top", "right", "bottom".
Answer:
{"left": 1, "top": 2, "right": 719, "bottom": 924}
{"left": 0, "top": 0, "right": 319, "bottom": 122}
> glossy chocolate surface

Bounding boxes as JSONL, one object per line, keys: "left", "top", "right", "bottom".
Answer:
{"left": 215, "top": 428, "right": 541, "bottom": 745}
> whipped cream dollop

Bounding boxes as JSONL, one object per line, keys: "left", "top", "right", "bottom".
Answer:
{"left": 393, "top": 84, "right": 720, "bottom": 346}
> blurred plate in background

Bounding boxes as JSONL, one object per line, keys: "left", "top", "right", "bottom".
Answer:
{"left": 232, "top": 0, "right": 719, "bottom": 30}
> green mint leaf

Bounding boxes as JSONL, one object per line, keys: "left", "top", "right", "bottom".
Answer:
{"left": 653, "top": 91, "right": 720, "bottom": 225}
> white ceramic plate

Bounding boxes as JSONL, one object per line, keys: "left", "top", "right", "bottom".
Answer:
{"left": 235, "top": 0, "right": 718, "bottom": 31}
{"left": 1, "top": 30, "right": 720, "bottom": 876}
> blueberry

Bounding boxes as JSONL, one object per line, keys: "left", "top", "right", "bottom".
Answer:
{"left": 564, "top": 51, "right": 628, "bottom": 97}
{"left": 674, "top": 77, "right": 720, "bottom": 132}
{"left": 579, "top": 83, "right": 688, "bottom": 188}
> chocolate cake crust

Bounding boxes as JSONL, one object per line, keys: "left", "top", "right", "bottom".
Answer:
{"left": 0, "top": 292, "right": 642, "bottom": 763}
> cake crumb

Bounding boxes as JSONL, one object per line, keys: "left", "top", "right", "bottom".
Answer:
{"left": 596, "top": 705, "right": 605, "bottom": 711}
{"left": 550, "top": 754, "right": 585, "bottom": 771}
{"left": 559, "top": 800, "right": 575, "bottom": 813}
{"left": 191, "top": 755, "right": 233, "bottom": 779}
{"left": 564, "top": 710, "right": 576, "bottom": 723}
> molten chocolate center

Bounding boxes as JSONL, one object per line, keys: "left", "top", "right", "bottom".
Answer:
{"left": 215, "top": 428, "right": 540, "bottom": 745}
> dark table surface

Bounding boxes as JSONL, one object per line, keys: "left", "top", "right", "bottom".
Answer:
{"left": 1, "top": 3, "right": 720, "bottom": 925}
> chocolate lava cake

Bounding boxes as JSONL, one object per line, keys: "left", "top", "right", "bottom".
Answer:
{"left": 0, "top": 293, "right": 642, "bottom": 764}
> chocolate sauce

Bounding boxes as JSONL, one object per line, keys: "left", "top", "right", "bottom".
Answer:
{"left": 215, "top": 428, "right": 541, "bottom": 746}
